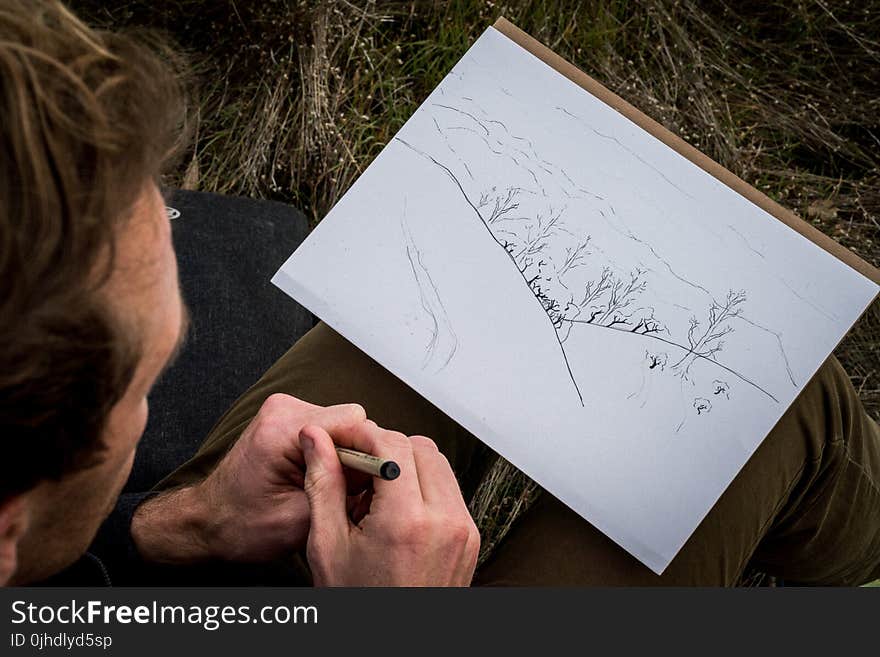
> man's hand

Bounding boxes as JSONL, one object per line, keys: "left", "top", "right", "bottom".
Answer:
{"left": 301, "top": 422, "right": 480, "bottom": 586}
{"left": 131, "top": 394, "right": 367, "bottom": 564}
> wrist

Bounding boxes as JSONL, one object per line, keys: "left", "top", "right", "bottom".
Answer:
{"left": 130, "top": 484, "right": 220, "bottom": 565}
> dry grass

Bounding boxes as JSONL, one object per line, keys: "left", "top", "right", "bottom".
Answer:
{"left": 71, "top": 0, "right": 880, "bottom": 578}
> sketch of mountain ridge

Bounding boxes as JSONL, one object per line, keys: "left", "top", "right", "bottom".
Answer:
{"left": 407, "top": 90, "right": 797, "bottom": 405}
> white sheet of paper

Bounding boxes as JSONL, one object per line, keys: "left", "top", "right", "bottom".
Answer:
{"left": 272, "top": 26, "right": 878, "bottom": 574}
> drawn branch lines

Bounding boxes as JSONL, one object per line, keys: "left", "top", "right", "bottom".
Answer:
{"left": 401, "top": 200, "right": 459, "bottom": 373}
{"left": 428, "top": 97, "right": 754, "bottom": 327}
{"left": 395, "top": 92, "right": 798, "bottom": 415}
{"left": 429, "top": 92, "right": 812, "bottom": 385}
{"left": 563, "top": 315, "right": 779, "bottom": 403}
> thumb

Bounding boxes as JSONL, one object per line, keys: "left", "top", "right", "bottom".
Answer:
{"left": 300, "top": 424, "right": 349, "bottom": 546}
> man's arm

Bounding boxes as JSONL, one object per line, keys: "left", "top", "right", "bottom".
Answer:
{"left": 129, "top": 485, "right": 215, "bottom": 564}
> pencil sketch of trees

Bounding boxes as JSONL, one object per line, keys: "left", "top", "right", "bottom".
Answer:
{"left": 673, "top": 290, "right": 747, "bottom": 380}
{"left": 393, "top": 89, "right": 795, "bottom": 417}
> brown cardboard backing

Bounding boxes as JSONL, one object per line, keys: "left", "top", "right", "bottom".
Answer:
{"left": 493, "top": 17, "right": 880, "bottom": 286}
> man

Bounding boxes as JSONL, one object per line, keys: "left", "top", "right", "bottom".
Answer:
{"left": 1, "top": 0, "right": 879, "bottom": 587}
{"left": 0, "top": 0, "right": 477, "bottom": 587}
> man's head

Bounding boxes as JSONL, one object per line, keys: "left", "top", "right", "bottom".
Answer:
{"left": 0, "top": 0, "right": 187, "bottom": 584}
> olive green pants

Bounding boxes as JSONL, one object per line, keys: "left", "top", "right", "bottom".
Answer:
{"left": 158, "top": 322, "right": 880, "bottom": 585}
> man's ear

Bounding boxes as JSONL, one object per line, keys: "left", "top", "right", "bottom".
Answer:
{"left": 0, "top": 495, "right": 29, "bottom": 586}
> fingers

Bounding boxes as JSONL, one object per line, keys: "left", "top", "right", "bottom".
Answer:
{"left": 301, "top": 422, "right": 479, "bottom": 586}
{"left": 251, "top": 394, "right": 466, "bottom": 515}
{"left": 409, "top": 435, "right": 463, "bottom": 506}
{"left": 329, "top": 422, "right": 423, "bottom": 510}
{"left": 250, "top": 394, "right": 366, "bottom": 467}
{"left": 461, "top": 522, "right": 481, "bottom": 586}
{"left": 322, "top": 418, "right": 382, "bottom": 453}
{"left": 300, "top": 424, "right": 351, "bottom": 549}
{"left": 256, "top": 394, "right": 366, "bottom": 435}
{"left": 409, "top": 435, "right": 478, "bottom": 584}
{"left": 315, "top": 402, "right": 368, "bottom": 431}
{"left": 304, "top": 403, "right": 372, "bottom": 494}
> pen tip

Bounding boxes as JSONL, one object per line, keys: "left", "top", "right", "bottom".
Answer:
{"left": 380, "top": 461, "right": 401, "bottom": 480}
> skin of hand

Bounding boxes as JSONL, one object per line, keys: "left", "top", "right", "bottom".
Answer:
{"left": 131, "top": 393, "right": 369, "bottom": 564}
{"left": 300, "top": 421, "right": 481, "bottom": 587}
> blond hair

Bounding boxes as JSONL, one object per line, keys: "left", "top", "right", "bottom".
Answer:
{"left": 0, "top": 0, "right": 186, "bottom": 497}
